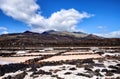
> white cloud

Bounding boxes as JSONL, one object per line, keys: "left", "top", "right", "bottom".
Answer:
{"left": 97, "top": 26, "right": 106, "bottom": 29}
{"left": 0, "top": 0, "right": 39, "bottom": 22}
{"left": 30, "top": 9, "right": 93, "bottom": 32}
{"left": 97, "top": 26, "right": 107, "bottom": 33}
{"left": 0, "top": 0, "right": 93, "bottom": 33}
{"left": 2, "top": 30, "right": 8, "bottom": 34}
{"left": 0, "top": 26, "right": 8, "bottom": 34}
{"left": 0, "top": 27, "right": 7, "bottom": 30}
{"left": 94, "top": 30, "right": 120, "bottom": 38}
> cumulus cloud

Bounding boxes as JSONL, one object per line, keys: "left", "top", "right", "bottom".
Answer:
{"left": 0, "top": 0, "right": 93, "bottom": 32}
{"left": 30, "top": 9, "right": 93, "bottom": 32}
{"left": 97, "top": 26, "right": 106, "bottom": 29}
{"left": 0, "top": 0, "right": 40, "bottom": 22}
{"left": 97, "top": 26, "right": 107, "bottom": 33}
{"left": 94, "top": 30, "right": 120, "bottom": 38}
{"left": 0, "top": 26, "right": 8, "bottom": 34}
{"left": 0, "top": 27, "right": 7, "bottom": 30}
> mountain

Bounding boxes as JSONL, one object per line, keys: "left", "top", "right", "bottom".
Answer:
{"left": 42, "top": 30, "right": 104, "bottom": 39}
{"left": 0, "top": 30, "right": 80, "bottom": 47}
{"left": 0, "top": 30, "right": 120, "bottom": 47}
{"left": 83, "top": 34, "right": 104, "bottom": 39}
{"left": 42, "top": 30, "right": 88, "bottom": 38}
{"left": 23, "top": 31, "right": 40, "bottom": 35}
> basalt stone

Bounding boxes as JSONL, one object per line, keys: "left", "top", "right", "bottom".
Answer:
{"left": 82, "top": 59, "right": 95, "bottom": 64}
{"left": 28, "top": 67, "right": 37, "bottom": 72}
{"left": 95, "top": 69, "right": 100, "bottom": 73}
{"left": 53, "top": 69, "right": 61, "bottom": 73}
{"left": 93, "top": 63, "right": 105, "bottom": 67}
{"left": 64, "top": 72, "right": 72, "bottom": 75}
{"left": 94, "top": 69, "right": 103, "bottom": 76}
{"left": 0, "top": 70, "right": 5, "bottom": 76}
{"left": 32, "top": 69, "right": 52, "bottom": 75}
{"left": 84, "top": 67, "right": 92, "bottom": 71}
{"left": 96, "top": 51, "right": 104, "bottom": 55}
{"left": 110, "top": 69, "right": 120, "bottom": 74}
{"left": 2, "top": 71, "right": 27, "bottom": 79}
{"left": 116, "top": 64, "right": 120, "bottom": 67}
{"left": 51, "top": 75, "right": 58, "bottom": 77}
{"left": 108, "top": 65, "right": 119, "bottom": 70}
{"left": 0, "top": 63, "right": 28, "bottom": 76}
{"left": 14, "top": 71, "right": 27, "bottom": 79}
{"left": 101, "top": 69, "right": 108, "bottom": 72}
{"left": 51, "top": 75, "right": 64, "bottom": 79}
{"left": 98, "top": 58, "right": 104, "bottom": 63}
{"left": 85, "top": 71, "right": 94, "bottom": 77}
{"left": 69, "top": 67, "right": 76, "bottom": 70}
{"left": 2, "top": 75, "right": 12, "bottom": 79}
{"left": 105, "top": 71, "right": 114, "bottom": 76}
{"left": 76, "top": 73, "right": 93, "bottom": 78}
{"left": 76, "top": 64, "right": 83, "bottom": 68}
{"left": 33, "top": 75, "right": 39, "bottom": 78}
{"left": 116, "top": 77, "right": 120, "bottom": 79}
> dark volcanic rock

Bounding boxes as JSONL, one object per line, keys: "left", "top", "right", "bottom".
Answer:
{"left": 53, "top": 69, "right": 61, "bottom": 73}
{"left": 108, "top": 65, "right": 119, "bottom": 70}
{"left": 0, "top": 63, "right": 28, "bottom": 76}
{"left": 51, "top": 75, "right": 64, "bottom": 79}
{"left": 14, "top": 71, "right": 27, "bottom": 79}
{"left": 105, "top": 71, "right": 114, "bottom": 76}
{"left": 31, "top": 69, "right": 52, "bottom": 76}
{"left": 2, "top": 71, "right": 27, "bottom": 79}
{"left": 110, "top": 69, "right": 120, "bottom": 74}
{"left": 2, "top": 75, "right": 12, "bottom": 79}
{"left": 84, "top": 67, "right": 92, "bottom": 71}
{"left": 101, "top": 69, "right": 108, "bottom": 72}
{"left": 64, "top": 72, "right": 72, "bottom": 75}
{"left": 94, "top": 69, "right": 103, "bottom": 76}
{"left": 0, "top": 53, "right": 16, "bottom": 57}
{"left": 76, "top": 73, "right": 93, "bottom": 78}
{"left": 69, "top": 67, "right": 76, "bottom": 70}
{"left": 82, "top": 59, "right": 95, "bottom": 63}
{"left": 116, "top": 64, "right": 120, "bottom": 67}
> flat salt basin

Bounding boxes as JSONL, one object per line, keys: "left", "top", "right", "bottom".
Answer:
{"left": 17, "top": 51, "right": 26, "bottom": 54}
{"left": 15, "top": 50, "right": 65, "bottom": 56}
{"left": 0, "top": 56, "right": 40, "bottom": 64}
{"left": 15, "top": 52, "right": 57, "bottom": 56}
{"left": 63, "top": 51, "right": 93, "bottom": 55}
{"left": 0, "top": 61, "right": 13, "bottom": 65}
{"left": 40, "top": 54, "right": 102, "bottom": 62}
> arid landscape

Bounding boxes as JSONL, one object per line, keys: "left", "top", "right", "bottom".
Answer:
{"left": 0, "top": 28, "right": 120, "bottom": 79}
{"left": 0, "top": 47, "right": 120, "bottom": 79}
{"left": 0, "top": 0, "right": 120, "bottom": 79}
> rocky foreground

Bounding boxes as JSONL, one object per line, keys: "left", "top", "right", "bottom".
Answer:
{"left": 0, "top": 47, "right": 120, "bottom": 79}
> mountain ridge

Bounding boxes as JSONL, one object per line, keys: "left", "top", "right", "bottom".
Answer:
{"left": 42, "top": 30, "right": 99, "bottom": 38}
{"left": 0, "top": 30, "right": 120, "bottom": 47}
{"left": 1, "top": 30, "right": 102, "bottom": 39}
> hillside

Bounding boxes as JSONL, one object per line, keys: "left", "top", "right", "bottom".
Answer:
{"left": 0, "top": 31, "right": 120, "bottom": 47}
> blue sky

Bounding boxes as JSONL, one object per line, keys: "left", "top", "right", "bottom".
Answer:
{"left": 0, "top": 0, "right": 120, "bottom": 37}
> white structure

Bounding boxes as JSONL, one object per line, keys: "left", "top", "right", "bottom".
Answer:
{"left": 44, "top": 48, "right": 54, "bottom": 51}
{"left": 17, "top": 51, "right": 26, "bottom": 54}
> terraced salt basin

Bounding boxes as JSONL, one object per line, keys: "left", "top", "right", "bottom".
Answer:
{"left": 14, "top": 52, "right": 56, "bottom": 56}
{"left": 0, "top": 56, "right": 41, "bottom": 64}
{"left": 40, "top": 54, "right": 102, "bottom": 62}
{"left": 63, "top": 51, "right": 93, "bottom": 55}
{"left": 14, "top": 50, "right": 65, "bottom": 56}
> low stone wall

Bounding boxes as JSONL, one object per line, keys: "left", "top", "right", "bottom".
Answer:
{"left": 0, "top": 63, "right": 28, "bottom": 76}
